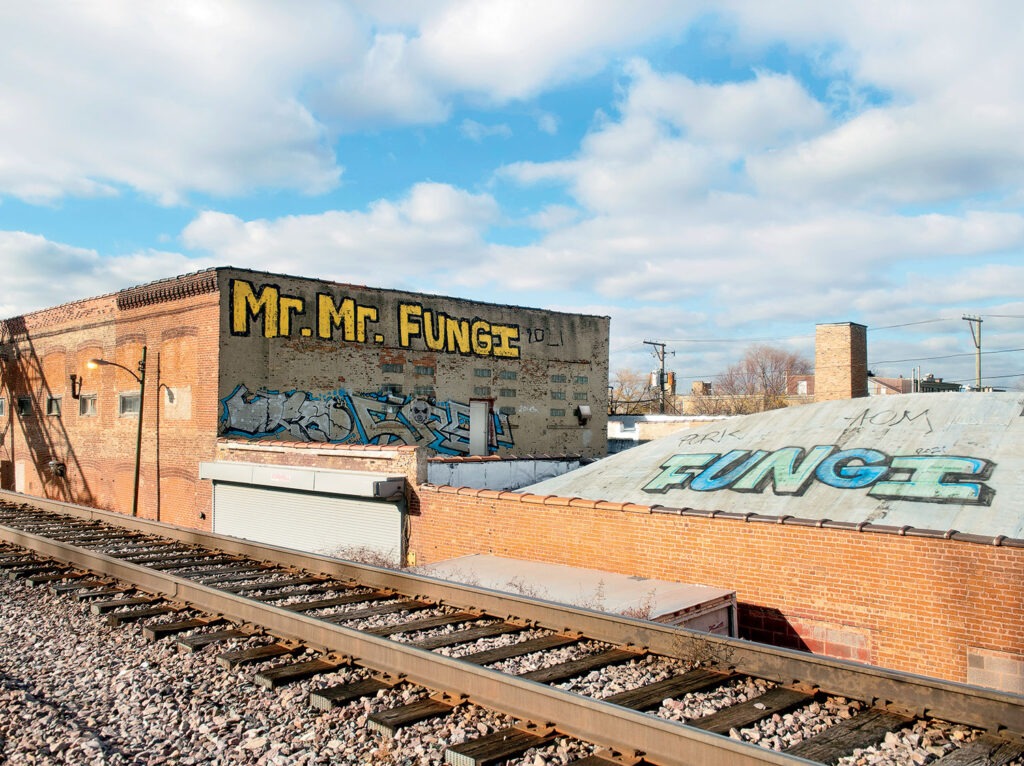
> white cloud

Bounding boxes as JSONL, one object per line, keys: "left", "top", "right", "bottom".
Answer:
{"left": 0, "top": 231, "right": 214, "bottom": 317}
{"left": 459, "top": 119, "right": 513, "bottom": 142}
{"left": 0, "top": 1, "right": 352, "bottom": 203}
{"left": 537, "top": 113, "right": 559, "bottom": 135}
{"left": 182, "top": 182, "right": 499, "bottom": 289}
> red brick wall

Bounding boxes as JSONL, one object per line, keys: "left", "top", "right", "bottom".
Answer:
{"left": 409, "top": 486, "right": 1024, "bottom": 685}
{"left": 0, "top": 274, "right": 221, "bottom": 529}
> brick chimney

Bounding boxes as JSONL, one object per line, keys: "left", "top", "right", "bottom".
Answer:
{"left": 814, "top": 322, "right": 868, "bottom": 401}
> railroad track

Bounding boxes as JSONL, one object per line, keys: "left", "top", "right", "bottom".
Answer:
{"left": 1, "top": 492, "right": 1022, "bottom": 766}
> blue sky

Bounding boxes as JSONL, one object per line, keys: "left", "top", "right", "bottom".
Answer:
{"left": 2, "top": 1, "right": 1023, "bottom": 389}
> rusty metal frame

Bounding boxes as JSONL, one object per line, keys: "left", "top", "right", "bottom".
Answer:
{"left": 2, "top": 490, "right": 1023, "bottom": 743}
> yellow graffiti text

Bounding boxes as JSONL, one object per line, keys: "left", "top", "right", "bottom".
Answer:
{"left": 318, "top": 293, "right": 379, "bottom": 342}
{"left": 398, "top": 303, "right": 520, "bottom": 358}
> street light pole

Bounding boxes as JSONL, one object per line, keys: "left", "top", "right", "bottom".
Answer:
{"left": 88, "top": 346, "right": 146, "bottom": 517}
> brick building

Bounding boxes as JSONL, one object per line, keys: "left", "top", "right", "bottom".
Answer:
{"left": 0, "top": 267, "right": 609, "bottom": 529}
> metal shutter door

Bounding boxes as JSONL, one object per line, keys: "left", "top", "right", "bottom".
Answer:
{"left": 212, "top": 482, "right": 402, "bottom": 562}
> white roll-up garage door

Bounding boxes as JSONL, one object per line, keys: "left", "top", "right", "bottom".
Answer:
{"left": 212, "top": 482, "right": 403, "bottom": 564}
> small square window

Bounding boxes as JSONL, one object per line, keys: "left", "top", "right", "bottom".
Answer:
{"left": 46, "top": 396, "right": 62, "bottom": 416}
{"left": 550, "top": 408, "right": 566, "bottom": 417}
{"left": 16, "top": 396, "right": 32, "bottom": 416}
{"left": 473, "top": 368, "right": 491, "bottom": 378}
{"left": 551, "top": 391, "right": 566, "bottom": 400}
{"left": 79, "top": 395, "right": 98, "bottom": 416}
{"left": 119, "top": 392, "right": 141, "bottom": 416}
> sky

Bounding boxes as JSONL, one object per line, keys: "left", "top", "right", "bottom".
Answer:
{"left": 2, "top": 1, "right": 1023, "bottom": 391}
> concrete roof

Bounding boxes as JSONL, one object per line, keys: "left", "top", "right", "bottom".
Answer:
{"left": 414, "top": 554, "right": 735, "bottom": 623}
{"left": 526, "top": 392, "right": 1024, "bottom": 538}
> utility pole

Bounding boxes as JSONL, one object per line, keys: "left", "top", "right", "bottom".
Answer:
{"left": 962, "top": 315, "right": 982, "bottom": 390}
{"left": 643, "top": 340, "right": 674, "bottom": 414}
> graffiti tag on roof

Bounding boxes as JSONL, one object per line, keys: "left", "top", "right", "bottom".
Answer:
{"left": 642, "top": 446, "right": 995, "bottom": 506}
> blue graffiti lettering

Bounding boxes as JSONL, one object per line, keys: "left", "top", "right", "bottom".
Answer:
{"left": 641, "top": 445, "right": 995, "bottom": 506}
{"left": 220, "top": 384, "right": 514, "bottom": 456}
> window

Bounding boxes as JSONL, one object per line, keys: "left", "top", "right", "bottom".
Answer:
{"left": 413, "top": 385, "right": 435, "bottom": 398}
{"left": 499, "top": 388, "right": 516, "bottom": 398}
{"left": 573, "top": 392, "right": 588, "bottom": 401}
{"left": 0, "top": 397, "right": 5, "bottom": 417}
{"left": 473, "top": 386, "right": 491, "bottom": 397}
{"left": 550, "top": 408, "right": 566, "bottom": 417}
{"left": 380, "top": 363, "right": 404, "bottom": 373}
{"left": 498, "top": 406, "right": 516, "bottom": 416}
{"left": 574, "top": 375, "right": 589, "bottom": 385}
{"left": 79, "top": 395, "right": 98, "bottom": 416}
{"left": 550, "top": 374, "right": 567, "bottom": 383}
{"left": 498, "top": 370, "right": 517, "bottom": 380}
{"left": 16, "top": 396, "right": 32, "bottom": 416}
{"left": 46, "top": 396, "right": 62, "bottom": 416}
{"left": 474, "top": 368, "right": 491, "bottom": 378}
{"left": 380, "top": 383, "right": 403, "bottom": 396}
{"left": 118, "top": 392, "right": 141, "bottom": 416}
{"left": 414, "top": 365, "right": 435, "bottom": 376}
{"left": 551, "top": 391, "right": 566, "bottom": 400}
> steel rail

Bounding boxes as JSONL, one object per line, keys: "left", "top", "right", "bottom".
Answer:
{"left": 0, "top": 520, "right": 815, "bottom": 766}
{"left": 2, "top": 490, "right": 1023, "bottom": 740}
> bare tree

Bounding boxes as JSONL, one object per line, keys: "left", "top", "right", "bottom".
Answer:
{"left": 609, "top": 368, "right": 659, "bottom": 414}
{"left": 690, "top": 344, "right": 811, "bottom": 415}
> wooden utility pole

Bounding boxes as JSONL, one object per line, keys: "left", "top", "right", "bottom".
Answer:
{"left": 643, "top": 340, "right": 672, "bottom": 414}
{"left": 962, "top": 315, "right": 982, "bottom": 390}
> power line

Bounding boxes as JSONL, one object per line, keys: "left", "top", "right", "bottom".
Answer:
{"left": 867, "top": 317, "right": 959, "bottom": 331}
{"left": 869, "top": 346, "right": 1024, "bottom": 366}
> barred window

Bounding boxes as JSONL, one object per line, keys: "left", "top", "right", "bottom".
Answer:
{"left": 550, "top": 408, "right": 566, "bottom": 417}
{"left": 550, "top": 374, "right": 567, "bottom": 383}
{"left": 414, "top": 385, "right": 435, "bottom": 398}
{"left": 414, "top": 365, "right": 435, "bottom": 376}
{"left": 474, "top": 368, "right": 491, "bottom": 378}
{"left": 573, "top": 392, "right": 588, "bottom": 401}
{"left": 118, "top": 392, "right": 141, "bottom": 416}
{"left": 498, "top": 406, "right": 516, "bottom": 416}
{"left": 551, "top": 391, "right": 566, "bottom": 400}
{"left": 381, "top": 363, "right": 404, "bottom": 373}
{"left": 498, "top": 370, "right": 518, "bottom": 380}
{"left": 499, "top": 388, "right": 516, "bottom": 398}
{"left": 473, "top": 386, "right": 491, "bottom": 397}
{"left": 574, "top": 375, "right": 589, "bottom": 384}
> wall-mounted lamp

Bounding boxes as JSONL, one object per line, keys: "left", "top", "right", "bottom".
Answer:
{"left": 88, "top": 347, "right": 147, "bottom": 517}
{"left": 69, "top": 373, "right": 83, "bottom": 399}
{"left": 575, "top": 404, "right": 592, "bottom": 426}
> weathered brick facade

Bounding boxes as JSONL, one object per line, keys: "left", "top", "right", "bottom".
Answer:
{"left": 409, "top": 485, "right": 1024, "bottom": 688}
{"left": 0, "top": 274, "right": 221, "bottom": 528}
{"left": 0, "top": 268, "right": 608, "bottom": 528}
